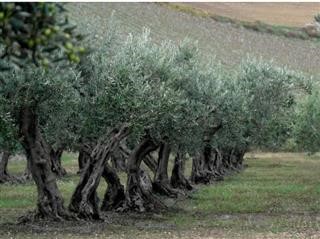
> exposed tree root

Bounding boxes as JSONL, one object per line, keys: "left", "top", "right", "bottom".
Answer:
{"left": 123, "top": 168, "right": 166, "bottom": 212}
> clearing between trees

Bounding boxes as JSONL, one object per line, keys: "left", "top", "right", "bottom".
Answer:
{"left": 1, "top": 152, "right": 320, "bottom": 238}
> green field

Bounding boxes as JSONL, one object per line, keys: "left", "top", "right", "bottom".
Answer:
{"left": 1, "top": 152, "right": 320, "bottom": 238}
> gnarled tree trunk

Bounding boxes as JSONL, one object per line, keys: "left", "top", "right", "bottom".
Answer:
{"left": 18, "top": 107, "right": 68, "bottom": 221}
{"left": 191, "top": 124, "right": 222, "bottom": 184}
{"left": 101, "top": 162, "right": 125, "bottom": 211}
{"left": 49, "top": 146, "right": 66, "bottom": 177}
{"left": 170, "top": 152, "right": 193, "bottom": 191}
{"left": 143, "top": 153, "right": 157, "bottom": 175}
{"left": 69, "top": 125, "right": 129, "bottom": 220}
{"left": 110, "top": 141, "right": 129, "bottom": 172}
{"left": 22, "top": 153, "right": 32, "bottom": 181}
{"left": 229, "top": 148, "right": 246, "bottom": 172}
{"left": 124, "top": 135, "right": 164, "bottom": 212}
{"left": 77, "top": 143, "right": 93, "bottom": 175}
{"left": 211, "top": 148, "right": 224, "bottom": 178}
{"left": 190, "top": 153, "right": 211, "bottom": 184}
{"left": 152, "top": 140, "right": 179, "bottom": 197}
{"left": 0, "top": 151, "right": 11, "bottom": 183}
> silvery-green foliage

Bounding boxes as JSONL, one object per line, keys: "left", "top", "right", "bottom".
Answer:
{"left": 0, "top": 63, "right": 80, "bottom": 150}
{"left": 76, "top": 28, "right": 199, "bottom": 147}
{"left": 294, "top": 86, "right": 320, "bottom": 153}
{"left": 0, "top": 111, "right": 19, "bottom": 151}
{"left": 232, "top": 58, "right": 306, "bottom": 150}
{"left": 0, "top": 65, "right": 78, "bottom": 110}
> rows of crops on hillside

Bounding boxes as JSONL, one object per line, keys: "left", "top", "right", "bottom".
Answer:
{"left": 69, "top": 3, "right": 320, "bottom": 75}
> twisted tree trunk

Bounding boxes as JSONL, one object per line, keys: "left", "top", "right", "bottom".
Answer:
{"left": 50, "top": 146, "right": 66, "bottom": 177}
{"left": 77, "top": 142, "right": 95, "bottom": 175}
{"left": 69, "top": 125, "right": 129, "bottom": 220}
{"left": 211, "top": 148, "right": 224, "bottom": 178}
{"left": 170, "top": 152, "right": 193, "bottom": 191}
{"left": 230, "top": 148, "right": 246, "bottom": 171}
{"left": 110, "top": 141, "right": 128, "bottom": 172}
{"left": 191, "top": 124, "right": 222, "bottom": 184}
{"left": 101, "top": 162, "right": 126, "bottom": 211}
{"left": 0, "top": 151, "right": 11, "bottom": 183}
{"left": 143, "top": 153, "right": 157, "bottom": 175}
{"left": 191, "top": 153, "right": 210, "bottom": 184}
{"left": 18, "top": 107, "right": 68, "bottom": 221}
{"left": 124, "top": 135, "right": 164, "bottom": 212}
{"left": 152, "top": 140, "right": 179, "bottom": 197}
{"left": 21, "top": 152, "right": 32, "bottom": 181}
{"left": 117, "top": 139, "right": 157, "bottom": 175}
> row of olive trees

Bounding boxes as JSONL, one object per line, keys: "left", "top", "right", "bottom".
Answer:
{"left": 0, "top": 3, "right": 313, "bottom": 221}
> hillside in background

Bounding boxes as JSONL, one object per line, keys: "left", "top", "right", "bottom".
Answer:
{"left": 181, "top": 3, "right": 320, "bottom": 27}
{"left": 68, "top": 3, "right": 320, "bottom": 75}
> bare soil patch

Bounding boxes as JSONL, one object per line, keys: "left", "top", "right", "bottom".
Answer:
{"left": 181, "top": 3, "right": 320, "bottom": 27}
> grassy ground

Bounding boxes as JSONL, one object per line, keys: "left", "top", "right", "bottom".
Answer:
{"left": 1, "top": 152, "right": 320, "bottom": 238}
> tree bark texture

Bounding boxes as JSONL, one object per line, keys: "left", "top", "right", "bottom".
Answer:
{"left": 0, "top": 151, "right": 11, "bottom": 183}
{"left": 101, "top": 162, "right": 126, "bottom": 211}
{"left": 170, "top": 152, "right": 193, "bottom": 191}
{"left": 49, "top": 146, "right": 66, "bottom": 177}
{"left": 191, "top": 124, "right": 223, "bottom": 184}
{"left": 125, "top": 136, "right": 165, "bottom": 212}
{"left": 152, "top": 141, "right": 179, "bottom": 197}
{"left": 110, "top": 141, "right": 129, "bottom": 172}
{"left": 18, "top": 107, "right": 68, "bottom": 220}
{"left": 77, "top": 143, "right": 94, "bottom": 175}
{"left": 69, "top": 125, "right": 129, "bottom": 220}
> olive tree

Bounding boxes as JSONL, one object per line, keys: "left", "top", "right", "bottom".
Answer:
{"left": 212, "top": 59, "right": 306, "bottom": 175}
{"left": 67, "top": 29, "right": 217, "bottom": 216}
{"left": 0, "top": 66, "right": 80, "bottom": 220}
{"left": 0, "top": 2, "right": 86, "bottom": 220}
{"left": 189, "top": 58, "right": 308, "bottom": 184}
{"left": 294, "top": 86, "right": 320, "bottom": 153}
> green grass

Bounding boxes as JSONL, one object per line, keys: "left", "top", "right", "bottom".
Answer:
{"left": 1, "top": 152, "right": 320, "bottom": 238}
{"left": 164, "top": 153, "right": 320, "bottom": 234}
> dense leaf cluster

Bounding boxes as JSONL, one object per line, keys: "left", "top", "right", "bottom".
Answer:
{"left": 0, "top": 3, "right": 85, "bottom": 68}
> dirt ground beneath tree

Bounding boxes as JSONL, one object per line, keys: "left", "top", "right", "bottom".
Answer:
{"left": 1, "top": 153, "right": 320, "bottom": 238}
